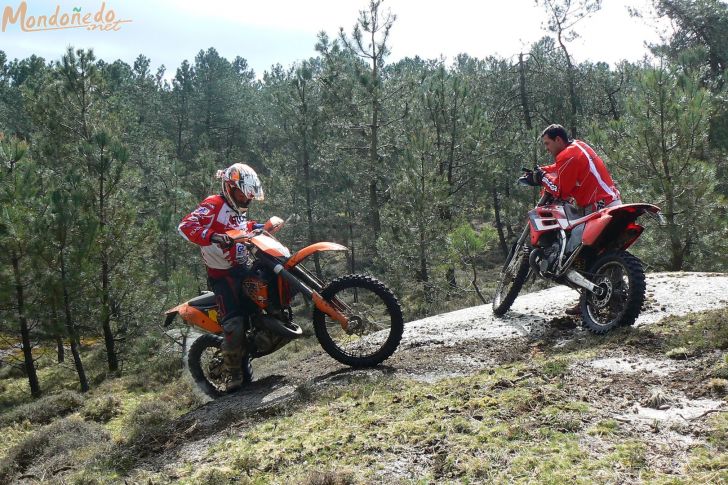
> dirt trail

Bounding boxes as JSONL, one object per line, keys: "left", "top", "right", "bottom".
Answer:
{"left": 148, "top": 272, "right": 728, "bottom": 474}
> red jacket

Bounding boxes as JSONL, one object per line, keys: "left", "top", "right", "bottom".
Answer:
{"left": 178, "top": 194, "right": 255, "bottom": 277}
{"left": 540, "top": 140, "right": 620, "bottom": 208}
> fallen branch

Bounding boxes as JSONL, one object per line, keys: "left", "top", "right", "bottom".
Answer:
{"left": 470, "top": 262, "right": 487, "bottom": 305}
{"left": 678, "top": 409, "right": 728, "bottom": 422}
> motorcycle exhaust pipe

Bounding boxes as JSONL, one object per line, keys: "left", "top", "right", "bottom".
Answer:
{"left": 254, "top": 314, "right": 303, "bottom": 339}
{"left": 270, "top": 263, "right": 350, "bottom": 329}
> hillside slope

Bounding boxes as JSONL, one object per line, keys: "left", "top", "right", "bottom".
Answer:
{"left": 130, "top": 272, "right": 728, "bottom": 482}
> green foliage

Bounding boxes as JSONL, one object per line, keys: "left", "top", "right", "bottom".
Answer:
{"left": 450, "top": 223, "right": 497, "bottom": 264}
{"left": 606, "top": 63, "right": 727, "bottom": 270}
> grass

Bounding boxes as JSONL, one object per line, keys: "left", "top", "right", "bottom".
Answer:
{"left": 651, "top": 308, "right": 728, "bottom": 355}
{"left": 0, "top": 389, "right": 84, "bottom": 427}
{"left": 2, "top": 305, "right": 727, "bottom": 483}
{"left": 163, "top": 367, "right": 606, "bottom": 483}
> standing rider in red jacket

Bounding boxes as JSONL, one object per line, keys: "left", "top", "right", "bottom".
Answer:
{"left": 178, "top": 163, "right": 264, "bottom": 391}
{"left": 524, "top": 124, "right": 621, "bottom": 213}
{"left": 523, "top": 124, "right": 622, "bottom": 314}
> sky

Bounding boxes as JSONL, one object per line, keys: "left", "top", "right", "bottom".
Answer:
{"left": 1, "top": 0, "right": 671, "bottom": 79}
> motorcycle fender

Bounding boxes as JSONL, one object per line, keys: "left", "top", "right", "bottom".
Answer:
{"left": 582, "top": 213, "right": 613, "bottom": 246}
{"left": 619, "top": 222, "right": 645, "bottom": 250}
{"left": 285, "top": 242, "right": 348, "bottom": 270}
{"left": 528, "top": 220, "right": 540, "bottom": 246}
{"left": 605, "top": 203, "right": 661, "bottom": 217}
{"left": 175, "top": 302, "right": 223, "bottom": 334}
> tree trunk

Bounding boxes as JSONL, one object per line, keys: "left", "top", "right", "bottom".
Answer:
{"left": 417, "top": 223, "right": 428, "bottom": 284}
{"left": 56, "top": 336, "right": 65, "bottom": 363}
{"left": 346, "top": 198, "right": 357, "bottom": 274}
{"left": 60, "top": 252, "right": 90, "bottom": 392}
{"left": 368, "top": 44, "right": 382, "bottom": 249}
{"left": 368, "top": 156, "right": 381, "bottom": 242}
{"left": 557, "top": 31, "right": 579, "bottom": 138}
{"left": 492, "top": 186, "right": 508, "bottom": 256}
{"left": 51, "top": 304, "right": 65, "bottom": 363}
{"left": 657, "top": 75, "right": 684, "bottom": 271}
{"left": 11, "top": 253, "right": 41, "bottom": 397}
{"left": 663, "top": 180, "right": 685, "bottom": 270}
{"left": 303, "top": 152, "right": 322, "bottom": 278}
{"left": 99, "top": 171, "right": 118, "bottom": 373}
{"left": 518, "top": 53, "right": 533, "bottom": 130}
{"left": 299, "top": 87, "right": 323, "bottom": 279}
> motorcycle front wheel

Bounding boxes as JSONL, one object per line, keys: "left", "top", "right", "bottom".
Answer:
{"left": 580, "top": 250, "right": 646, "bottom": 334}
{"left": 188, "top": 334, "right": 253, "bottom": 398}
{"left": 492, "top": 227, "right": 531, "bottom": 316}
{"left": 313, "top": 274, "right": 403, "bottom": 367}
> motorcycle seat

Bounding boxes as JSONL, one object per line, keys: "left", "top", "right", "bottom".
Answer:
{"left": 188, "top": 291, "right": 216, "bottom": 308}
{"left": 563, "top": 203, "right": 584, "bottom": 224}
{"left": 567, "top": 209, "right": 603, "bottom": 229}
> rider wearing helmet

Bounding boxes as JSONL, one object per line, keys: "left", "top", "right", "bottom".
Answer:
{"left": 178, "top": 163, "right": 265, "bottom": 391}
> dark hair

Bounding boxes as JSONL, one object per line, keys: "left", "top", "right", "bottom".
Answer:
{"left": 541, "top": 124, "right": 570, "bottom": 144}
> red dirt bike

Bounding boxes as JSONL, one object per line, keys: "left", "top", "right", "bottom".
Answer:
{"left": 493, "top": 175, "right": 664, "bottom": 333}
{"left": 164, "top": 217, "right": 403, "bottom": 397}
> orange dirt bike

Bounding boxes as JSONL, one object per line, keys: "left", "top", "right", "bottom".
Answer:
{"left": 164, "top": 217, "right": 404, "bottom": 397}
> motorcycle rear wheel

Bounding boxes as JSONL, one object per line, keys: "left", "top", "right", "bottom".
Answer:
{"left": 188, "top": 334, "right": 253, "bottom": 399}
{"left": 313, "top": 274, "right": 403, "bottom": 367}
{"left": 492, "top": 231, "right": 531, "bottom": 316}
{"left": 580, "top": 250, "right": 646, "bottom": 334}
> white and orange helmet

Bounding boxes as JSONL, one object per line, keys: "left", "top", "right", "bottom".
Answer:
{"left": 216, "top": 163, "right": 264, "bottom": 213}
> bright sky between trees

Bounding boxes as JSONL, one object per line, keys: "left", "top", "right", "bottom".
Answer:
{"left": 2, "top": 0, "right": 670, "bottom": 78}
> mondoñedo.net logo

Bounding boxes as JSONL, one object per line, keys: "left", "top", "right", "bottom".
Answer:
{"left": 2, "top": 1, "right": 132, "bottom": 32}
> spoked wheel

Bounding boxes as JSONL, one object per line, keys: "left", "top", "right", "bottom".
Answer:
{"left": 313, "top": 274, "right": 403, "bottom": 367}
{"left": 188, "top": 334, "right": 253, "bottom": 399}
{"left": 580, "top": 250, "right": 646, "bottom": 334}
{"left": 492, "top": 226, "right": 531, "bottom": 316}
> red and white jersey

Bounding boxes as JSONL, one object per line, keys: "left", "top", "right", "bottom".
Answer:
{"left": 540, "top": 140, "right": 620, "bottom": 208}
{"left": 178, "top": 194, "right": 255, "bottom": 276}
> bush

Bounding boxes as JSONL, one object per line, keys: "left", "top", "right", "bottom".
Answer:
{"left": 81, "top": 395, "right": 122, "bottom": 423}
{"left": 125, "top": 398, "right": 176, "bottom": 443}
{"left": 0, "top": 363, "right": 25, "bottom": 380}
{"left": 304, "top": 470, "right": 356, "bottom": 485}
{"left": 0, "top": 390, "right": 84, "bottom": 427}
{"left": 0, "top": 416, "right": 110, "bottom": 482}
{"left": 706, "top": 378, "right": 728, "bottom": 395}
{"left": 158, "top": 376, "right": 205, "bottom": 410}
{"left": 113, "top": 397, "right": 177, "bottom": 472}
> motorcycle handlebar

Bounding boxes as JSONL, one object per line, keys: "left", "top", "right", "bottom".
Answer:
{"left": 515, "top": 173, "right": 556, "bottom": 207}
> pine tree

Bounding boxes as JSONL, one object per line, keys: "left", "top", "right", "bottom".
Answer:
{"left": 0, "top": 135, "right": 42, "bottom": 397}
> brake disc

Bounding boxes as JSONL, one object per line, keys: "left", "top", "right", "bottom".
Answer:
{"left": 591, "top": 278, "right": 613, "bottom": 309}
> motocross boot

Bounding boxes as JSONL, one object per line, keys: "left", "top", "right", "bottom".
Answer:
{"left": 222, "top": 348, "right": 244, "bottom": 392}
{"left": 565, "top": 302, "right": 581, "bottom": 316}
{"left": 221, "top": 316, "right": 245, "bottom": 392}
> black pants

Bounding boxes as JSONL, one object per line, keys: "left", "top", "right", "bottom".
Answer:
{"left": 208, "top": 267, "right": 256, "bottom": 353}
{"left": 208, "top": 267, "right": 257, "bottom": 322}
